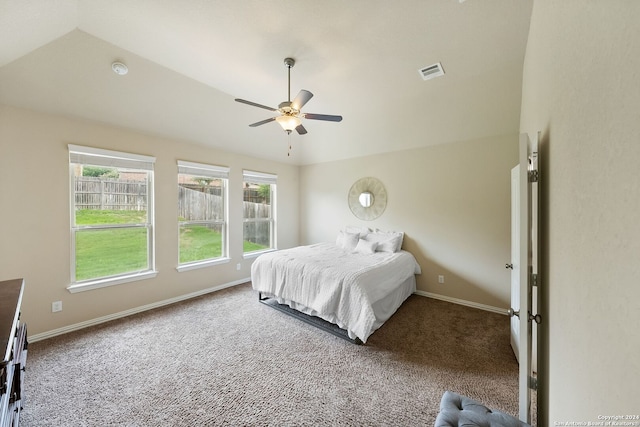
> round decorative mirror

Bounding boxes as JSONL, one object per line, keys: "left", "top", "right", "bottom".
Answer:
{"left": 348, "top": 177, "right": 387, "bottom": 220}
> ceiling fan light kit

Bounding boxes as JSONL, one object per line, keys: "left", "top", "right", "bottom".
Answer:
{"left": 235, "top": 57, "right": 342, "bottom": 136}
{"left": 275, "top": 115, "right": 301, "bottom": 133}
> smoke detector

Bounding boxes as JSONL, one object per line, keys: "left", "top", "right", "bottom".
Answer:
{"left": 111, "top": 61, "right": 128, "bottom": 76}
{"left": 418, "top": 62, "right": 445, "bottom": 81}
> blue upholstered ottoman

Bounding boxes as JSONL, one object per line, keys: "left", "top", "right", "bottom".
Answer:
{"left": 435, "top": 391, "right": 530, "bottom": 427}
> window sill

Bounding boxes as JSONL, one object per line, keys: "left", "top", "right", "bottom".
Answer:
{"left": 243, "top": 248, "right": 276, "bottom": 259}
{"left": 176, "top": 257, "right": 230, "bottom": 272}
{"left": 67, "top": 270, "right": 158, "bottom": 293}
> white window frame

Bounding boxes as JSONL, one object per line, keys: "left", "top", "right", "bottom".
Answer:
{"left": 177, "top": 160, "right": 230, "bottom": 272}
{"left": 242, "top": 170, "right": 277, "bottom": 258}
{"left": 68, "top": 144, "right": 157, "bottom": 293}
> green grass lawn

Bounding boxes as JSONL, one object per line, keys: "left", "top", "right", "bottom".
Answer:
{"left": 76, "top": 209, "right": 147, "bottom": 225}
{"left": 75, "top": 210, "right": 268, "bottom": 281}
{"left": 179, "top": 225, "right": 269, "bottom": 263}
{"left": 243, "top": 240, "right": 268, "bottom": 253}
{"left": 75, "top": 227, "right": 148, "bottom": 280}
{"left": 179, "top": 224, "right": 222, "bottom": 263}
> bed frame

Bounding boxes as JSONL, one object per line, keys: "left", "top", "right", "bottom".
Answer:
{"left": 258, "top": 292, "right": 363, "bottom": 345}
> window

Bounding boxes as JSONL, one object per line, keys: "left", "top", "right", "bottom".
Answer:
{"left": 243, "top": 170, "right": 276, "bottom": 255}
{"left": 68, "top": 145, "right": 156, "bottom": 292}
{"left": 177, "top": 161, "right": 229, "bottom": 270}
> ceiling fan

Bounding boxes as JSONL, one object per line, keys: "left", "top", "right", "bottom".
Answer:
{"left": 235, "top": 58, "right": 342, "bottom": 135}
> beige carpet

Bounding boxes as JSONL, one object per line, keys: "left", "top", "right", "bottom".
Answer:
{"left": 20, "top": 283, "right": 518, "bottom": 426}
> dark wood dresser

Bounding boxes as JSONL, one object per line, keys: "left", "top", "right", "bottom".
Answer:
{"left": 0, "top": 279, "right": 27, "bottom": 427}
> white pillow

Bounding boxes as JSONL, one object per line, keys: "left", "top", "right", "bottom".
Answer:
{"left": 354, "top": 238, "right": 378, "bottom": 254}
{"left": 376, "top": 234, "right": 403, "bottom": 253}
{"left": 344, "top": 226, "right": 370, "bottom": 238}
{"left": 364, "top": 232, "right": 389, "bottom": 244}
{"left": 390, "top": 232, "right": 404, "bottom": 252}
{"left": 370, "top": 229, "right": 404, "bottom": 252}
{"left": 337, "top": 231, "right": 360, "bottom": 251}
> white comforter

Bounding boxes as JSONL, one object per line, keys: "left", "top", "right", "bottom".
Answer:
{"left": 251, "top": 242, "right": 421, "bottom": 342}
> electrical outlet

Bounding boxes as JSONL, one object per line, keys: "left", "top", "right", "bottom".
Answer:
{"left": 236, "top": 263, "right": 241, "bottom": 271}
{"left": 438, "top": 275, "right": 445, "bottom": 284}
{"left": 52, "top": 301, "right": 63, "bottom": 312}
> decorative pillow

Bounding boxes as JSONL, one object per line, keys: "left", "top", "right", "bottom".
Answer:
{"left": 370, "top": 229, "right": 405, "bottom": 252}
{"left": 364, "top": 233, "right": 390, "bottom": 249}
{"left": 376, "top": 234, "right": 403, "bottom": 253}
{"left": 391, "top": 231, "right": 405, "bottom": 252}
{"left": 345, "top": 226, "right": 370, "bottom": 238}
{"left": 337, "top": 231, "right": 360, "bottom": 251}
{"left": 354, "top": 238, "right": 378, "bottom": 254}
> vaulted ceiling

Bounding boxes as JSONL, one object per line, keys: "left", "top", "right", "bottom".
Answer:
{"left": 0, "top": 0, "right": 532, "bottom": 165}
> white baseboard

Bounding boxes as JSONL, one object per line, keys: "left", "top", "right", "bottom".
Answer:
{"left": 29, "top": 278, "right": 251, "bottom": 343}
{"left": 414, "top": 290, "right": 508, "bottom": 315}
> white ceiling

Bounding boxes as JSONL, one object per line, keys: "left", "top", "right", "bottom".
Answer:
{"left": 0, "top": 0, "right": 533, "bottom": 165}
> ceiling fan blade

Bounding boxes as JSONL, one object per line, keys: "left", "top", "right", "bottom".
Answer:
{"left": 291, "top": 90, "right": 313, "bottom": 111}
{"left": 304, "top": 113, "right": 343, "bottom": 122}
{"left": 295, "top": 124, "right": 307, "bottom": 135}
{"left": 235, "top": 98, "right": 277, "bottom": 112}
{"left": 249, "top": 117, "right": 276, "bottom": 127}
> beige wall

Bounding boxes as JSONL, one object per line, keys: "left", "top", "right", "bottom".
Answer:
{"left": 0, "top": 105, "right": 299, "bottom": 336}
{"left": 520, "top": 1, "right": 640, "bottom": 424}
{"left": 0, "top": 103, "right": 516, "bottom": 335}
{"left": 299, "top": 134, "right": 518, "bottom": 310}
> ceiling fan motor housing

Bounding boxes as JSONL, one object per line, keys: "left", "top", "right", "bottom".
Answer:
{"left": 278, "top": 101, "right": 297, "bottom": 115}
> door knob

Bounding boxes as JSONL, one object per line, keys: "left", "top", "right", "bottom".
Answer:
{"left": 508, "top": 308, "right": 519, "bottom": 318}
{"left": 505, "top": 263, "right": 513, "bottom": 269}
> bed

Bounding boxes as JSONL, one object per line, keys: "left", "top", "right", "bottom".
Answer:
{"left": 251, "top": 228, "right": 421, "bottom": 344}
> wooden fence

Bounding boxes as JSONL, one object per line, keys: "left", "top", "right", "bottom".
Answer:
{"left": 178, "top": 186, "right": 223, "bottom": 221}
{"left": 242, "top": 201, "right": 272, "bottom": 245}
{"left": 75, "top": 178, "right": 271, "bottom": 241}
{"left": 74, "top": 177, "right": 147, "bottom": 210}
{"left": 242, "top": 201, "right": 271, "bottom": 219}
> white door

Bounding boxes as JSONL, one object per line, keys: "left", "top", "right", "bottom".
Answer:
{"left": 509, "top": 165, "right": 521, "bottom": 361}
{"left": 510, "top": 133, "right": 540, "bottom": 424}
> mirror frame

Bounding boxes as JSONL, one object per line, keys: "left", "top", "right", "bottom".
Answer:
{"left": 348, "top": 177, "right": 387, "bottom": 220}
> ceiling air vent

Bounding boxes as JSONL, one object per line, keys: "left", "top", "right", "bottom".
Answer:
{"left": 418, "top": 62, "right": 445, "bottom": 81}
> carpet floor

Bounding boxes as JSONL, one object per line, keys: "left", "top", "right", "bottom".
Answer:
{"left": 20, "top": 283, "right": 518, "bottom": 426}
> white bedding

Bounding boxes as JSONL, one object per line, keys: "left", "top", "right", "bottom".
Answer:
{"left": 251, "top": 242, "right": 421, "bottom": 343}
